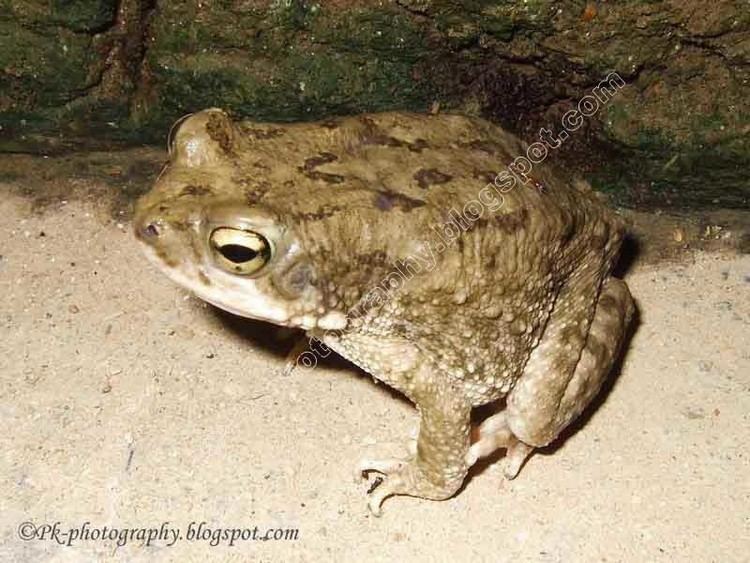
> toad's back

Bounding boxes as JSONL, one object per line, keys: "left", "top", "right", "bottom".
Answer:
{"left": 225, "top": 112, "right": 626, "bottom": 399}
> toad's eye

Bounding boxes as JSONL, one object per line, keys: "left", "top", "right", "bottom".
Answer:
{"left": 209, "top": 227, "right": 272, "bottom": 275}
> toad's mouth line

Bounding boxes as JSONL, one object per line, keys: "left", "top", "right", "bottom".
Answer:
{"left": 136, "top": 242, "right": 325, "bottom": 330}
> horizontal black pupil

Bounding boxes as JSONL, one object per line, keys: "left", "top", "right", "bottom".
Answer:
{"left": 220, "top": 244, "right": 257, "bottom": 264}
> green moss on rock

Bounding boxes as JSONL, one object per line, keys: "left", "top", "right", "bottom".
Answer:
{"left": 49, "top": 0, "right": 118, "bottom": 31}
{"left": 0, "top": 0, "right": 747, "bottom": 209}
{"left": 1, "top": 0, "right": 117, "bottom": 32}
{"left": 145, "top": 2, "right": 434, "bottom": 125}
{"left": 0, "top": 23, "right": 95, "bottom": 110}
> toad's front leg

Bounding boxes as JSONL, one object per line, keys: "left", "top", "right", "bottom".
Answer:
{"left": 360, "top": 371, "right": 472, "bottom": 515}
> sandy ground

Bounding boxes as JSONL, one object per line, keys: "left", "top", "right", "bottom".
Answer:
{"left": 1, "top": 187, "right": 748, "bottom": 562}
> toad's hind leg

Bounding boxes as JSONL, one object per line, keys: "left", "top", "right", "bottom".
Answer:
{"left": 468, "top": 277, "right": 634, "bottom": 477}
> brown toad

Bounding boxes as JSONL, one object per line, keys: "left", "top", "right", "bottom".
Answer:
{"left": 134, "top": 109, "right": 634, "bottom": 514}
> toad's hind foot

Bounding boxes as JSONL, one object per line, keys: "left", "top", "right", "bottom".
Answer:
{"left": 467, "top": 411, "right": 534, "bottom": 479}
{"left": 359, "top": 456, "right": 462, "bottom": 516}
{"left": 353, "top": 437, "right": 417, "bottom": 482}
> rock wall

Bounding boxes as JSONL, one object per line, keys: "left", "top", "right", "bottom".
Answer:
{"left": 1, "top": 0, "right": 748, "bottom": 208}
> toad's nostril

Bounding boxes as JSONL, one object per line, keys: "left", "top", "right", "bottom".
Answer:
{"left": 143, "top": 223, "right": 160, "bottom": 238}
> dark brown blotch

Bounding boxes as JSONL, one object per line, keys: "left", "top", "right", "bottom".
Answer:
{"left": 242, "top": 180, "right": 272, "bottom": 206}
{"left": 460, "top": 139, "right": 502, "bottom": 154}
{"left": 414, "top": 168, "right": 453, "bottom": 189}
{"left": 362, "top": 133, "right": 406, "bottom": 148}
{"left": 359, "top": 116, "right": 377, "bottom": 129}
{"left": 355, "top": 250, "right": 389, "bottom": 268}
{"left": 473, "top": 169, "right": 498, "bottom": 183}
{"left": 206, "top": 112, "right": 235, "bottom": 155}
{"left": 374, "top": 192, "right": 393, "bottom": 211}
{"left": 302, "top": 152, "right": 338, "bottom": 170}
{"left": 463, "top": 208, "right": 529, "bottom": 234}
{"left": 408, "top": 138, "right": 429, "bottom": 152}
{"left": 292, "top": 204, "right": 342, "bottom": 221}
{"left": 179, "top": 184, "right": 213, "bottom": 197}
{"left": 492, "top": 208, "right": 529, "bottom": 233}
{"left": 361, "top": 133, "right": 428, "bottom": 153}
{"left": 374, "top": 190, "right": 426, "bottom": 212}
{"left": 356, "top": 116, "right": 427, "bottom": 152}
{"left": 242, "top": 126, "right": 285, "bottom": 140}
{"left": 299, "top": 152, "right": 345, "bottom": 184}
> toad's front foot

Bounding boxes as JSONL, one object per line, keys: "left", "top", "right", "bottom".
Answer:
{"left": 358, "top": 456, "right": 464, "bottom": 516}
{"left": 352, "top": 369, "right": 471, "bottom": 515}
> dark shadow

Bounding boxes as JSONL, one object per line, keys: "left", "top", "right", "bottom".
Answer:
{"left": 209, "top": 306, "right": 296, "bottom": 359}
{"left": 464, "top": 398, "right": 507, "bottom": 483}
{"left": 612, "top": 233, "right": 639, "bottom": 279}
{"left": 208, "top": 305, "right": 413, "bottom": 410}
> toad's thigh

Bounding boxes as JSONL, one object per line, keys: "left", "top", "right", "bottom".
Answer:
{"left": 507, "top": 277, "right": 634, "bottom": 447}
